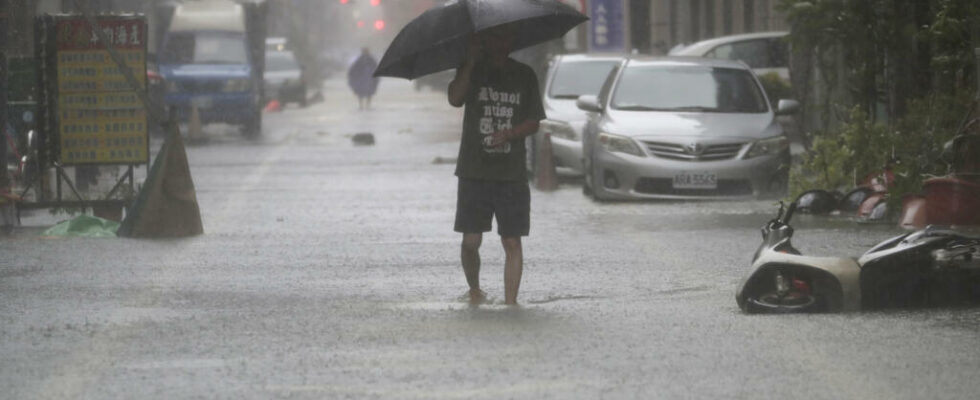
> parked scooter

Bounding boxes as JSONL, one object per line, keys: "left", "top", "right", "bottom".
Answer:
{"left": 899, "top": 127, "right": 980, "bottom": 229}
{"left": 736, "top": 202, "right": 980, "bottom": 313}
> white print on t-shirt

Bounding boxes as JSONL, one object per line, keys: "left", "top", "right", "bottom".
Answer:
{"left": 477, "top": 87, "right": 521, "bottom": 154}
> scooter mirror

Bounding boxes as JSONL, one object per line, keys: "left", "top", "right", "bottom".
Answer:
{"left": 784, "top": 201, "right": 798, "bottom": 224}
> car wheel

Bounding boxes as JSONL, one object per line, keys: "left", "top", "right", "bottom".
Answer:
{"left": 242, "top": 109, "right": 261, "bottom": 138}
{"left": 298, "top": 86, "right": 308, "bottom": 108}
{"left": 582, "top": 156, "right": 594, "bottom": 196}
{"left": 586, "top": 155, "right": 606, "bottom": 202}
{"left": 762, "top": 170, "right": 789, "bottom": 199}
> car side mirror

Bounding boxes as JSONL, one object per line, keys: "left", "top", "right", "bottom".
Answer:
{"left": 775, "top": 99, "right": 800, "bottom": 116}
{"left": 576, "top": 95, "right": 603, "bottom": 113}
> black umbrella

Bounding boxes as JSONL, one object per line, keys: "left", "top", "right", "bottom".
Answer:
{"left": 373, "top": 0, "right": 587, "bottom": 79}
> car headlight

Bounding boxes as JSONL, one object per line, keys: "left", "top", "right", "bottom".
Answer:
{"left": 222, "top": 79, "right": 251, "bottom": 92}
{"left": 541, "top": 119, "right": 578, "bottom": 141}
{"left": 745, "top": 135, "right": 788, "bottom": 159}
{"left": 598, "top": 132, "right": 645, "bottom": 157}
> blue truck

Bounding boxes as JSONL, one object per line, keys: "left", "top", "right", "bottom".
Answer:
{"left": 158, "top": 0, "right": 266, "bottom": 137}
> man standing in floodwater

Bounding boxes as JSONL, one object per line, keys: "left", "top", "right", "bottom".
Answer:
{"left": 447, "top": 24, "right": 545, "bottom": 305}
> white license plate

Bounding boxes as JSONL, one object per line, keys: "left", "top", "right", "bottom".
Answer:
{"left": 673, "top": 171, "right": 717, "bottom": 189}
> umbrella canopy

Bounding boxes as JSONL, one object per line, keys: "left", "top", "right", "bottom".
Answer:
{"left": 373, "top": 0, "right": 587, "bottom": 79}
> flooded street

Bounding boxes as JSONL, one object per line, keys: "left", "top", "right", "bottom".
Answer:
{"left": 3, "top": 78, "right": 980, "bottom": 399}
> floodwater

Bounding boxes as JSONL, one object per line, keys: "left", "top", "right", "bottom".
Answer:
{"left": 2, "top": 78, "right": 979, "bottom": 399}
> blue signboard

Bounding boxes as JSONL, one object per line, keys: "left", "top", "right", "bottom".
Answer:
{"left": 589, "top": 0, "right": 627, "bottom": 53}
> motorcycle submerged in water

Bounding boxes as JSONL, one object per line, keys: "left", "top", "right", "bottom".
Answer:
{"left": 736, "top": 202, "right": 980, "bottom": 313}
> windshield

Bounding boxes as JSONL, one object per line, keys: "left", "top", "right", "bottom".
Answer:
{"left": 548, "top": 60, "right": 620, "bottom": 99}
{"left": 160, "top": 31, "right": 248, "bottom": 65}
{"left": 265, "top": 52, "right": 300, "bottom": 72}
{"left": 611, "top": 66, "right": 768, "bottom": 113}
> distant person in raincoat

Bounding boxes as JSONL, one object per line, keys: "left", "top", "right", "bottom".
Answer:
{"left": 347, "top": 47, "right": 380, "bottom": 110}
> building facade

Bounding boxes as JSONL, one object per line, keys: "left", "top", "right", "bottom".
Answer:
{"left": 640, "top": 0, "right": 788, "bottom": 54}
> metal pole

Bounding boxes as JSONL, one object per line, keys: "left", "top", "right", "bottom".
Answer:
{"left": 1, "top": 0, "right": 8, "bottom": 189}
{"left": 975, "top": 47, "right": 980, "bottom": 103}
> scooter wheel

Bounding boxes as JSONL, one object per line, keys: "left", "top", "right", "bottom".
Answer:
{"left": 745, "top": 292, "right": 818, "bottom": 314}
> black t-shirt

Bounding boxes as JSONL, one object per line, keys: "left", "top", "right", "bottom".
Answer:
{"left": 455, "top": 58, "right": 546, "bottom": 181}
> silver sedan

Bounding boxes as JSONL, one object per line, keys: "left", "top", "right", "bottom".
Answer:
{"left": 578, "top": 57, "right": 797, "bottom": 200}
{"left": 533, "top": 54, "right": 623, "bottom": 176}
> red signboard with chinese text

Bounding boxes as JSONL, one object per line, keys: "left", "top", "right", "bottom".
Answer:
{"left": 56, "top": 19, "right": 146, "bottom": 50}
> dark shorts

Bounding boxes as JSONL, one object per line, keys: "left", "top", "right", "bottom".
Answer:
{"left": 455, "top": 177, "right": 530, "bottom": 237}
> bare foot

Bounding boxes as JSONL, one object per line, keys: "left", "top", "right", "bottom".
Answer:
{"left": 459, "top": 288, "right": 487, "bottom": 304}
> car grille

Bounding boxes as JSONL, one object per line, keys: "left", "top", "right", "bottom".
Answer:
{"left": 642, "top": 141, "right": 745, "bottom": 161}
{"left": 175, "top": 80, "right": 224, "bottom": 93}
{"left": 634, "top": 178, "right": 753, "bottom": 196}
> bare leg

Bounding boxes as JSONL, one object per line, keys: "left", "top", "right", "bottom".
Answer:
{"left": 501, "top": 236, "right": 523, "bottom": 305}
{"left": 461, "top": 233, "right": 484, "bottom": 302}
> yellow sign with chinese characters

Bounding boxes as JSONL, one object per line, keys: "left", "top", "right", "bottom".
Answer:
{"left": 55, "top": 17, "right": 149, "bottom": 165}
{"left": 57, "top": 92, "right": 148, "bottom": 163}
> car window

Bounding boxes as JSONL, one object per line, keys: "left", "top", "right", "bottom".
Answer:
{"left": 611, "top": 66, "right": 768, "bottom": 113}
{"left": 705, "top": 44, "right": 731, "bottom": 60}
{"left": 705, "top": 39, "right": 779, "bottom": 69}
{"left": 768, "top": 38, "right": 789, "bottom": 68}
{"left": 266, "top": 38, "right": 288, "bottom": 52}
{"left": 596, "top": 64, "right": 622, "bottom": 106}
{"left": 161, "top": 32, "right": 248, "bottom": 65}
{"left": 548, "top": 60, "right": 620, "bottom": 99}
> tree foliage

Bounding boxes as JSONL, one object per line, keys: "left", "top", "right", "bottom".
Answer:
{"left": 780, "top": 0, "right": 979, "bottom": 214}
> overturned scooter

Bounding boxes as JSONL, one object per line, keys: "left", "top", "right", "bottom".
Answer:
{"left": 736, "top": 202, "right": 980, "bottom": 313}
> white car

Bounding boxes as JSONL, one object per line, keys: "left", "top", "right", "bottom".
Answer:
{"left": 669, "top": 31, "right": 789, "bottom": 81}
{"left": 264, "top": 50, "right": 306, "bottom": 106}
{"left": 530, "top": 53, "right": 623, "bottom": 176}
{"left": 578, "top": 56, "right": 798, "bottom": 201}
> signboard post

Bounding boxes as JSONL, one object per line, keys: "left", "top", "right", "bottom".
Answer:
{"left": 21, "top": 14, "right": 149, "bottom": 217}
{"left": 1, "top": 2, "right": 8, "bottom": 188}
{"left": 588, "top": 0, "right": 629, "bottom": 53}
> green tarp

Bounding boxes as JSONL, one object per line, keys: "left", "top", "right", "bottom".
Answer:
{"left": 41, "top": 215, "right": 119, "bottom": 238}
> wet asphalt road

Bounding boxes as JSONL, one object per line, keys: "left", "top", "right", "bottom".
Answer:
{"left": 2, "top": 77, "right": 980, "bottom": 399}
